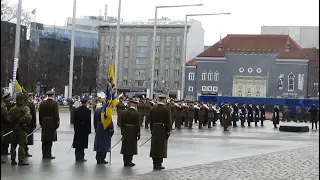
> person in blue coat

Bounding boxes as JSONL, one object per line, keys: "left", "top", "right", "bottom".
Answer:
{"left": 93, "top": 107, "right": 114, "bottom": 164}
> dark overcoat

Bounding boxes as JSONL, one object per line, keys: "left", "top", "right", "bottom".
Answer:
{"left": 247, "top": 106, "right": 254, "bottom": 122}
{"left": 149, "top": 103, "right": 171, "bottom": 158}
{"left": 272, "top": 107, "right": 280, "bottom": 124}
{"left": 2, "top": 100, "right": 14, "bottom": 144}
{"left": 120, "top": 107, "right": 140, "bottom": 155}
{"left": 39, "top": 98, "right": 60, "bottom": 142}
{"left": 93, "top": 108, "right": 114, "bottom": 153}
{"left": 310, "top": 106, "right": 319, "bottom": 122}
{"left": 254, "top": 107, "right": 260, "bottom": 122}
{"left": 26, "top": 101, "right": 37, "bottom": 145}
{"left": 260, "top": 107, "right": 266, "bottom": 121}
{"left": 72, "top": 105, "right": 91, "bottom": 149}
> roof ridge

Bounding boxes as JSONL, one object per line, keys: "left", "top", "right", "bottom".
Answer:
{"left": 288, "top": 35, "right": 308, "bottom": 59}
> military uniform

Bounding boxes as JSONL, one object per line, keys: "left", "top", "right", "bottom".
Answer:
{"left": 188, "top": 104, "right": 195, "bottom": 129}
{"left": 9, "top": 93, "right": 32, "bottom": 166}
{"left": 254, "top": 105, "right": 260, "bottom": 127}
{"left": 207, "top": 105, "right": 214, "bottom": 128}
{"left": 182, "top": 105, "right": 189, "bottom": 127}
{"left": 144, "top": 101, "right": 152, "bottom": 129}
{"left": 306, "top": 107, "right": 311, "bottom": 123}
{"left": 1, "top": 100, "right": 10, "bottom": 163}
{"left": 116, "top": 101, "right": 126, "bottom": 127}
{"left": 149, "top": 95, "right": 171, "bottom": 169}
{"left": 2, "top": 94, "right": 14, "bottom": 155}
{"left": 138, "top": 102, "right": 145, "bottom": 126}
{"left": 282, "top": 106, "right": 290, "bottom": 122}
{"left": 175, "top": 104, "right": 183, "bottom": 129}
{"left": 198, "top": 104, "right": 206, "bottom": 129}
{"left": 294, "top": 106, "right": 302, "bottom": 122}
{"left": 309, "top": 105, "right": 319, "bottom": 130}
{"left": 169, "top": 102, "right": 176, "bottom": 129}
{"left": 120, "top": 100, "right": 140, "bottom": 166}
{"left": 39, "top": 91, "right": 60, "bottom": 159}
{"left": 25, "top": 93, "right": 37, "bottom": 157}
{"left": 232, "top": 103, "right": 239, "bottom": 127}
{"left": 247, "top": 104, "right": 254, "bottom": 127}
{"left": 272, "top": 105, "right": 280, "bottom": 128}
{"left": 240, "top": 105, "right": 246, "bottom": 127}
{"left": 260, "top": 105, "right": 266, "bottom": 126}
{"left": 222, "top": 103, "right": 231, "bottom": 131}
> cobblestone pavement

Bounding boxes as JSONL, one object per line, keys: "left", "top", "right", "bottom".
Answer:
{"left": 114, "top": 145, "right": 319, "bottom": 180}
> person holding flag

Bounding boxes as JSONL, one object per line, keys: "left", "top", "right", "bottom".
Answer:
{"left": 93, "top": 59, "right": 118, "bottom": 164}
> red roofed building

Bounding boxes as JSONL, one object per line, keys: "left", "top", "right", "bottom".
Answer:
{"left": 184, "top": 34, "right": 310, "bottom": 100}
{"left": 303, "top": 48, "right": 319, "bottom": 97}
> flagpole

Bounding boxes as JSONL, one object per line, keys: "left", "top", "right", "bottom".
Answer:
{"left": 68, "top": 0, "right": 77, "bottom": 98}
{"left": 115, "top": 0, "right": 122, "bottom": 89}
{"left": 12, "top": 0, "right": 22, "bottom": 92}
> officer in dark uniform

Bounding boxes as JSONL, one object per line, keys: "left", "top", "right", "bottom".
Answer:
{"left": 25, "top": 93, "right": 37, "bottom": 157}
{"left": 232, "top": 102, "right": 239, "bottom": 127}
{"left": 240, "top": 103, "right": 246, "bottom": 127}
{"left": 272, "top": 104, "right": 280, "bottom": 128}
{"left": 144, "top": 99, "right": 152, "bottom": 129}
{"left": 207, "top": 103, "right": 214, "bottom": 128}
{"left": 260, "top": 104, "right": 266, "bottom": 126}
{"left": 222, "top": 102, "right": 231, "bottom": 132}
{"left": 188, "top": 102, "right": 195, "bottom": 129}
{"left": 149, "top": 94, "right": 171, "bottom": 170}
{"left": 1, "top": 91, "right": 10, "bottom": 163}
{"left": 120, "top": 99, "right": 140, "bottom": 166}
{"left": 175, "top": 102, "right": 183, "bottom": 129}
{"left": 310, "top": 104, "right": 319, "bottom": 130}
{"left": 254, "top": 105, "right": 260, "bottom": 127}
{"left": 9, "top": 93, "right": 32, "bottom": 166}
{"left": 247, "top": 104, "right": 254, "bottom": 127}
{"left": 198, "top": 102, "right": 206, "bottom": 129}
{"left": 116, "top": 99, "right": 126, "bottom": 127}
{"left": 39, "top": 91, "right": 60, "bottom": 159}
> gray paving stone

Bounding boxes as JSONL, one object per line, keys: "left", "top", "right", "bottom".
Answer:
{"left": 114, "top": 145, "right": 319, "bottom": 180}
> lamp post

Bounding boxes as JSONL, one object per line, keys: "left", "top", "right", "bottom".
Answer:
{"left": 68, "top": 0, "right": 77, "bottom": 98}
{"left": 149, "top": 4, "right": 203, "bottom": 99}
{"left": 181, "top": 13, "right": 231, "bottom": 100}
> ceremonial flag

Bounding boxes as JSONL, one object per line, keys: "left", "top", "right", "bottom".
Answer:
{"left": 31, "top": 9, "right": 36, "bottom": 15}
{"left": 101, "top": 59, "right": 118, "bottom": 129}
{"left": 12, "top": 68, "right": 22, "bottom": 99}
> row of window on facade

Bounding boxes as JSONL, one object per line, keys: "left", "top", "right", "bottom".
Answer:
{"left": 106, "top": 35, "right": 183, "bottom": 42}
{"left": 121, "top": 79, "right": 180, "bottom": 88}
{"left": 124, "top": 57, "right": 180, "bottom": 65}
{"left": 134, "top": 69, "right": 181, "bottom": 77}
{"left": 188, "top": 86, "right": 219, "bottom": 92}
{"left": 188, "top": 72, "right": 220, "bottom": 81}
{"left": 105, "top": 46, "right": 182, "bottom": 54}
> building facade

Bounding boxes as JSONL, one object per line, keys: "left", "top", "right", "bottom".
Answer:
{"left": 98, "top": 18, "right": 204, "bottom": 95}
{"left": 303, "top": 48, "right": 319, "bottom": 97}
{"left": 185, "top": 34, "right": 310, "bottom": 100}
{"left": 261, "top": 26, "right": 319, "bottom": 48}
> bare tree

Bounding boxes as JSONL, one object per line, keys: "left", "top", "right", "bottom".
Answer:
{"left": 1, "top": 0, "right": 34, "bottom": 27}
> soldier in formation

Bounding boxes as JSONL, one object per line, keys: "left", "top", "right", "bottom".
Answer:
{"left": 231, "top": 102, "right": 239, "bottom": 127}
{"left": 294, "top": 106, "right": 302, "bottom": 122}
{"left": 309, "top": 104, "right": 319, "bottom": 130}
{"left": 272, "top": 104, "right": 280, "bottom": 128}
{"left": 26, "top": 93, "right": 37, "bottom": 157}
{"left": 116, "top": 98, "right": 126, "bottom": 127}
{"left": 282, "top": 106, "right": 290, "bottom": 122}
{"left": 1, "top": 92, "right": 14, "bottom": 155}
{"left": 1, "top": 90, "right": 10, "bottom": 163}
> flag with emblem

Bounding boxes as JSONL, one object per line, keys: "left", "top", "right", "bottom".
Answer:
{"left": 12, "top": 57, "right": 22, "bottom": 100}
{"left": 101, "top": 58, "right": 118, "bottom": 129}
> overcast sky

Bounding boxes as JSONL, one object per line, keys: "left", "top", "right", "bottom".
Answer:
{"left": 13, "top": 0, "right": 320, "bottom": 45}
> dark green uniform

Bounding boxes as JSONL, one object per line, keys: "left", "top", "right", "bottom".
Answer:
{"left": 170, "top": 103, "right": 176, "bottom": 129}
{"left": 198, "top": 105, "right": 206, "bottom": 129}
{"left": 188, "top": 104, "right": 195, "bottom": 129}
{"left": 182, "top": 105, "right": 189, "bottom": 127}
{"left": 222, "top": 104, "right": 231, "bottom": 131}
{"left": 282, "top": 106, "right": 290, "bottom": 122}
{"left": 144, "top": 101, "right": 152, "bottom": 129}
{"left": 175, "top": 104, "right": 183, "bottom": 129}
{"left": 120, "top": 106, "right": 140, "bottom": 166}
{"left": 149, "top": 102, "right": 171, "bottom": 169}
{"left": 25, "top": 100, "right": 37, "bottom": 156}
{"left": 9, "top": 93, "right": 32, "bottom": 165}
{"left": 39, "top": 96, "right": 60, "bottom": 159}
{"left": 1, "top": 99, "right": 14, "bottom": 155}
{"left": 1, "top": 101, "right": 10, "bottom": 163}
{"left": 294, "top": 106, "right": 302, "bottom": 122}
{"left": 306, "top": 107, "right": 311, "bottom": 123}
{"left": 138, "top": 102, "right": 145, "bottom": 126}
{"left": 116, "top": 101, "right": 126, "bottom": 127}
{"left": 207, "top": 105, "right": 214, "bottom": 128}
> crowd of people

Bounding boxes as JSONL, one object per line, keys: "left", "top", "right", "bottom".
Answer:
{"left": 1, "top": 90, "right": 319, "bottom": 170}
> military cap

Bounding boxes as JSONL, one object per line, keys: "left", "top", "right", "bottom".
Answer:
{"left": 158, "top": 94, "right": 167, "bottom": 99}
{"left": 46, "top": 91, "right": 55, "bottom": 95}
{"left": 129, "top": 98, "right": 139, "bottom": 104}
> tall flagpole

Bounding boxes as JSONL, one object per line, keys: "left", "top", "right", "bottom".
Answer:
{"left": 114, "top": 0, "right": 121, "bottom": 89}
{"left": 68, "top": 0, "right": 77, "bottom": 98}
{"left": 12, "top": 0, "right": 22, "bottom": 91}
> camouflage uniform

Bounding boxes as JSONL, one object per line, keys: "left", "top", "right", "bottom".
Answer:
{"left": 282, "top": 106, "right": 290, "bottom": 122}
{"left": 294, "top": 106, "right": 302, "bottom": 122}
{"left": 306, "top": 107, "right": 311, "bottom": 123}
{"left": 1, "top": 100, "right": 10, "bottom": 163}
{"left": 9, "top": 93, "right": 31, "bottom": 165}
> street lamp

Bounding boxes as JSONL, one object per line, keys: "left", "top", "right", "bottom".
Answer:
{"left": 180, "top": 13, "right": 231, "bottom": 100}
{"left": 150, "top": 4, "right": 204, "bottom": 99}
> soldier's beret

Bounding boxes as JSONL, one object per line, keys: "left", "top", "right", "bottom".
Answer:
{"left": 158, "top": 94, "right": 167, "bottom": 99}
{"left": 46, "top": 91, "right": 55, "bottom": 95}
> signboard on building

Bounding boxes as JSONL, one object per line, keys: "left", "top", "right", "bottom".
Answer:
{"left": 298, "top": 74, "right": 304, "bottom": 90}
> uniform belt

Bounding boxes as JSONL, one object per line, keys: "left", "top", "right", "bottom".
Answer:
{"left": 124, "top": 124, "right": 135, "bottom": 127}
{"left": 154, "top": 123, "right": 166, "bottom": 126}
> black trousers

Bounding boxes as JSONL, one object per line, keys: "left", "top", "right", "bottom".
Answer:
{"left": 152, "top": 158, "right": 163, "bottom": 166}
{"left": 123, "top": 154, "right": 133, "bottom": 163}
{"left": 75, "top": 148, "right": 85, "bottom": 160}
{"left": 240, "top": 117, "right": 245, "bottom": 126}
{"left": 311, "top": 121, "right": 318, "bottom": 129}
{"left": 1, "top": 143, "right": 9, "bottom": 154}
{"left": 96, "top": 152, "right": 107, "bottom": 163}
{"left": 232, "top": 116, "right": 238, "bottom": 127}
{"left": 42, "top": 142, "right": 53, "bottom": 157}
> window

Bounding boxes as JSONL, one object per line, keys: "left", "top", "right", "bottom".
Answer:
{"left": 165, "top": 69, "right": 169, "bottom": 76}
{"left": 202, "top": 86, "right": 207, "bottom": 91}
{"left": 123, "top": 68, "right": 128, "bottom": 74}
{"left": 175, "top": 70, "right": 180, "bottom": 77}
{"left": 165, "top": 46, "right": 170, "bottom": 53}
{"left": 136, "top": 58, "right": 147, "bottom": 64}
{"left": 154, "top": 69, "right": 159, "bottom": 76}
{"left": 214, "top": 71, "right": 219, "bottom": 81}
{"left": 166, "top": 35, "right": 171, "bottom": 41}
{"left": 314, "top": 67, "right": 319, "bottom": 76}
{"left": 124, "top": 46, "right": 129, "bottom": 53}
{"left": 135, "top": 80, "right": 144, "bottom": 86}
{"left": 155, "top": 58, "right": 160, "bottom": 65}
{"left": 135, "top": 70, "right": 146, "bottom": 76}
{"left": 175, "top": 58, "right": 180, "bottom": 65}
{"left": 174, "top": 82, "right": 180, "bottom": 88}
{"left": 156, "top": 35, "right": 160, "bottom": 41}
{"left": 288, "top": 73, "right": 295, "bottom": 91}
{"left": 238, "top": 93, "right": 242, "bottom": 96}
{"left": 136, "top": 46, "right": 147, "bottom": 53}
{"left": 208, "top": 73, "right": 213, "bottom": 81}
{"left": 176, "top": 47, "right": 181, "bottom": 53}
{"left": 125, "top": 36, "right": 130, "bottom": 41}
{"left": 207, "top": 86, "right": 213, "bottom": 91}
{"left": 123, "top": 80, "right": 128, "bottom": 86}
{"left": 202, "top": 73, "right": 207, "bottom": 80}
{"left": 213, "top": 86, "right": 218, "bottom": 92}
{"left": 313, "top": 82, "right": 319, "bottom": 90}
{"left": 137, "top": 36, "right": 148, "bottom": 41}
{"left": 155, "top": 46, "right": 160, "bottom": 53}
{"left": 188, "top": 86, "right": 194, "bottom": 92}
{"left": 189, "top": 72, "right": 195, "bottom": 80}
{"left": 177, "top": 36, "right": 181, "bottom": 42}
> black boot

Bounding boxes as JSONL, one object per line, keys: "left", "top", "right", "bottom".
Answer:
{"left": 124, "top": 162, "right": 135, "bottom": 167}
{"left": 18, "top": 160, "right": 29, "bottom": 166}
{"left": 11, "top": 160, "right": 17, "bottom": 165}
{"left": 153, "top": 164, "right": 165, "bottom": 170}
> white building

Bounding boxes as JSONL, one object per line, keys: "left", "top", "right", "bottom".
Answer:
{"left": 261, "top": 26, "right": 319, "bottom": 48}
